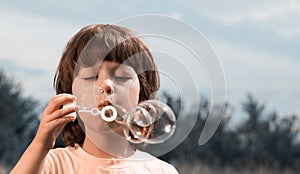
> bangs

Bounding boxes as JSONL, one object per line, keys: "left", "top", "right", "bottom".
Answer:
{"left": 76, "top": 26, "right": 151, "bottom": 74}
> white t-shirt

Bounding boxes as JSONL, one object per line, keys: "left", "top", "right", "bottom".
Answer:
{"left": 41, "top": 144, "right": 178, "bottom": 174}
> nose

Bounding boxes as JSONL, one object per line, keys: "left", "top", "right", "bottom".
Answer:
{"left": 97, "top": 78, "right": 114, "bottom": 96}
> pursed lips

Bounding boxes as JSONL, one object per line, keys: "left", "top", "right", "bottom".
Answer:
{"left": 98, "top": 99, "right": 113, "bottom": 111}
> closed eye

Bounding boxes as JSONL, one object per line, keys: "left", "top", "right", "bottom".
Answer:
{"left": 83, "top": 75, "right": 98, "bottom": 81}
{"left": 114, "top": 76, "right": 131, "bottom": 82}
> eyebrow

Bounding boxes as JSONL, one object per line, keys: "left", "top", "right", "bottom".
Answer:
{"left": 78, "top": 66, "right": 97, "bottom": 75}
{"left": 115, "top": 65, "right": 136, "bottom": 74}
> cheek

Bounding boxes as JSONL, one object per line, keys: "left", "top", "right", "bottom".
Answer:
{"left": 72, "top": 78, "right": 80, "bottom": 96}
{"left": 72, "top": 77, "right": 85, "bottom": 96}
{"left": 72, "top": 78, "right": 96, "bottom": 107}
{"left": 114, "top": 78, "right": 140, "bottom": 110}
{"left": 128, "top": 78, "right": 140, "bottom": 106}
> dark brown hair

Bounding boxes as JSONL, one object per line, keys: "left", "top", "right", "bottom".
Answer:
{"left": 54, "top": 24, "right": 160, "bottom": 147}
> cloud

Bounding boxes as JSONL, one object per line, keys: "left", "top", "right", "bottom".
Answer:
{"left": 212, "top": 39, "right": 300, "bottom": 116}
{"left": 0, "top": 8, "right": 81, "bottom": 70}
{"left": 0, "top": 8, "right": 81, "bottom": 102}
{"left": 166, "top": 11, "right": 184, "bottom": 20}
{"left": 0, "top": 59, "right": 45, "bottom": 75}
{"left": 197, "top": 0, "right": 300, "bottom": 38}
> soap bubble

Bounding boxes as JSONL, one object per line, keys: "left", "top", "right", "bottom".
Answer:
{"left": 124, "top": 100, "right": 176, "bottom": 144}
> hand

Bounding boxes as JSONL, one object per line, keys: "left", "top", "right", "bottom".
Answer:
{"left": 34, "top": 94, "right": 77, "bottom": 150}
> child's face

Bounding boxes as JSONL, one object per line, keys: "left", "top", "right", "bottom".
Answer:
{"left": 72, "top": 61, "right": 140, "bottom": 131}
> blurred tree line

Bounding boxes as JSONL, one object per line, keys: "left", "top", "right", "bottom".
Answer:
{"left": 160, "top": 93, "right": 300, "bottom": 172}
{"left": 0, "top": 69, "right": 300, "bottom": 172}
{"left": 0, "top": 69, "right": 39, "bottom": 172}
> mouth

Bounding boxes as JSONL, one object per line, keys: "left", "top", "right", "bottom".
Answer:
{"left": 98, "top": 100, "right": 123, "bottom": 131}
{"left": 98, "top": 99, "right": 117, "bottom": 123}
{"left": 98, "top": 99, "right": 113, "bottom": 111}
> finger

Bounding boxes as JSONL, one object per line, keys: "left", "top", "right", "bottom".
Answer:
{"left": 47, "top": 116, "right": 75, "bottom": 131}
{"left": 44, "top": 94, "right": 76, "bottom": 115}
{"left": 46, "top": 106, "right": 76, "bottom": 122}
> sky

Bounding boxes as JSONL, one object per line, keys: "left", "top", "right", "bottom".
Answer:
{"left": 0, "top": 0, "right": 299, "bottom": 125}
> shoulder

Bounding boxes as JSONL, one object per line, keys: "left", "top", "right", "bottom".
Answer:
{"left": 42, "top": 146, "right": 80, "bottom": 173}
{"left": 130, "top": 151, "right": 178, "bottom": 174}
{"left": 145, "top": 157, "right": 178, "bottom": 174}
{"left": 46, "top": 146, "right": 78, "bottom": 161}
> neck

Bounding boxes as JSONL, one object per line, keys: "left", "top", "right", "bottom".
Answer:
{"left": 82, "top": 128, "right": 136, "bottom": 159}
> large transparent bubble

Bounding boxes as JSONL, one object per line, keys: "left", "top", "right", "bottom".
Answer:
{"left": 70, "top": 14, "right": 226, "bottom": 159}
